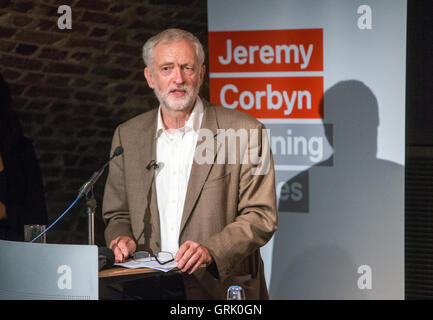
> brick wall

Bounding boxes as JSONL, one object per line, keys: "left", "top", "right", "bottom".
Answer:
{"left": 0, "top": 0, "right": 209, "bottom": 245}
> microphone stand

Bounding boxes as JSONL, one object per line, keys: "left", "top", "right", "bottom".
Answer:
{"left": 29, "top": 146, "right": 123, "bottom": 244}
{"left": 86, "top": 189, "right": 97, "bottom": 245}
{"left": 78, "top": 169, "right": 105, "bottom": 245}
{"left": 77, "top": 146, "right": 123, "bottom": 245}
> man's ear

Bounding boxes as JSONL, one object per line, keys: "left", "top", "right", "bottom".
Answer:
{"left": 144, "top": 67, "right": 154, "bottom": 89}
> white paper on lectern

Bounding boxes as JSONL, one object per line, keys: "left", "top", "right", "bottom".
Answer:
{"left": 114, "top": 259, "right": 178, "bottom": 272}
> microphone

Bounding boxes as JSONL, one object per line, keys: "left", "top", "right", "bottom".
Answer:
{"left": 78, "top": 146, "right": 124, "bottom": 199}
{"left": 30, "top": 147, "right": 124, "bottom": 244}
{"left": 111, "top": 146, "right": 123, "bottom": 157}
{"left": 98, "top": 247, "right": 115, "bottom": 271}
{"left": 146, "top": 160, "right": 159, "bottom": 170}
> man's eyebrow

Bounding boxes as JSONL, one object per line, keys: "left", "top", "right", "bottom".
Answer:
{"left": 158, "top": 61, "right": 195, "bottom": 66}
{"left": 158, "top": 62, "right": 174, "bottom": 67}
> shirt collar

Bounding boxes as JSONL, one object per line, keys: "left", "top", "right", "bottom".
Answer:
{"left": 155, "top": 96, "right": 204, "bottom": 139}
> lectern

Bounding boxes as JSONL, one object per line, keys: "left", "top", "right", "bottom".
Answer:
{"left": 0, "top": 240, "right": 98, "bottom": 300}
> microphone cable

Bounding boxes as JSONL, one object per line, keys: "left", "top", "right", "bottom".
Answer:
{"left": 29, "top": 146, "right": 123, "bottom": 243}
{"left": 30, "top": 196, "right": 80, "bottom": 243}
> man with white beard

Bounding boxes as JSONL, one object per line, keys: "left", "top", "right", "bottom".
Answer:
{"left": 102, "top": 28, "right": 277, "bottom": 300}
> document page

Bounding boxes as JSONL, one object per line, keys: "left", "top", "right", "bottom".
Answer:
{"left": 114, "top": 259, "right": 178, "bottom": 272}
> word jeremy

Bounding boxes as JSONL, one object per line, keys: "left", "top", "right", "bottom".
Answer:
{"left": 219, "top": 39, "right": 314, "bottom": 69}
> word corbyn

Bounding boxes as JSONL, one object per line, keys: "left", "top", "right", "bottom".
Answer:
{"left": 220, "top": 83, "right": 312, "bottom": 116}
{"left": 210, "top": 76, "right": 323, "bottom": 119}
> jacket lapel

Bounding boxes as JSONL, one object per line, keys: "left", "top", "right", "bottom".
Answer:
{"left": 179, "top": 103, "right": 220, "bottom": 234}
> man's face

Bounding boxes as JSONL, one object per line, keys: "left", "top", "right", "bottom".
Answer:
{"left": 144, "top": 39, "right": 205, "bottom": 112}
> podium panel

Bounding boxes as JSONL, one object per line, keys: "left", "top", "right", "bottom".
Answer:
{"left": 0, "top": 240, "right": 98, "bottom": 300}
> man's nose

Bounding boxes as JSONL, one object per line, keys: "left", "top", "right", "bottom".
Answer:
{"left": 172, "top": 66, "right": 185, "bottom": 84}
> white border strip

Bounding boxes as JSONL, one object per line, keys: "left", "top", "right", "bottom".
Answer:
{"left": 210, "top": 71, "right": 323, "bottom": 78}
{"left": 275, "top": 165, "right": 311, "bottom": 171}
{"left": 258, "top": 118, "right": 324, "bottom": 124}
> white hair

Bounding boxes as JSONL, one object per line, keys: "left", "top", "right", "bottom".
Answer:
{"left": 142, "top": 28, "right": 205, "bottom": 69}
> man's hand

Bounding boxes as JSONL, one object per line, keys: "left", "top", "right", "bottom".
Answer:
{"left": 175, "top": 240, "right": 213, "bottom": 275}
{"left": 109, "top": 236, "right": 136, "bottom": 263}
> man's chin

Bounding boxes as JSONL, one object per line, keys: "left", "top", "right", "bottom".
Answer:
{"left": 163, "top": 97, "right": 195, "bottom": 112}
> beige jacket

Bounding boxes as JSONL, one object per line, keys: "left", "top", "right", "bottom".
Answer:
{"left": 102, "top": 100, "right": 277, "bottom": 299}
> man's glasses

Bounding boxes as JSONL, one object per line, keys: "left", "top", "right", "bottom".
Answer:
{"left": 132, "top": 251, "right": 174, "bottom": 265}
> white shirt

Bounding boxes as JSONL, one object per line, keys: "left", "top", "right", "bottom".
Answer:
{"left": 155, "top": 97, "right": 204, "bottom": 255}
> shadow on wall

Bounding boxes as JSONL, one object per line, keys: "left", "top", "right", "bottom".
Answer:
{"left": 270, "top": 80, "right": 404, "bottom": 299}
